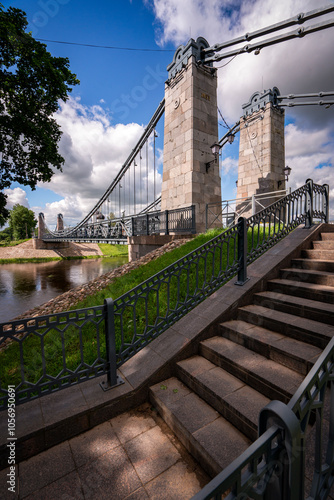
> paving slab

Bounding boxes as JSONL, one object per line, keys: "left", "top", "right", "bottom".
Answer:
{"left": 18, "top": 441, "right": 75, "bottom": 498}
{"left": 124, "top": 425, "right": 181, "bottom": 483}
{"left": 77, "top": 445, "right": 141, "bottom": 500}
{"left": 144, "top": 461, "right": 204, "bottom": 500}
{"left": 69, "top": 421, "right": 120, "bottom": 468}
{"left": 110, "top": 407, "right": 156, "bottom": 445}
{"left": 0, "top": 404, "right": 209, "bottom": 499}
{"left": 24, "top": 470, "right": 84, "bottom": 500}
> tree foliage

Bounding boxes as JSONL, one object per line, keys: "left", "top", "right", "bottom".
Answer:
{"left": 0, "top": 191, "right": 8, "bottom": 226}
{"left": 0, "top": 4, "right": 79, "bottom": 217}
{"left": 9, "top": 204, "right": 37, "bottom": 240}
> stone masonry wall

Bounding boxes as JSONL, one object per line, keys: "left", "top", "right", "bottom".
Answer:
{"left": 237, "top": 102, "right": 285, "bottom": 214}
{"left": 161, "top": 55, "right": 221, "bottom": 233}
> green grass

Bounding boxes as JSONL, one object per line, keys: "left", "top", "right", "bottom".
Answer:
{"left": 0, "top": 239, "right": 30, "bottom": 247}
{"left": 0, "top": 257, "right": 63, "bottom": 264}
{"left": 98, "top": 243, "right": 128, "bottom": 257}
{"left": 0, "top": 225, "right": 281, "bottom": 401}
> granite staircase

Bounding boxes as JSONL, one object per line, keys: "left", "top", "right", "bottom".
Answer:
{"left": 149, "top": 232, "right": 334, "bottom": 478}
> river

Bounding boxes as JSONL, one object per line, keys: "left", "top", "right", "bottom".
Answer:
{"left": 0, "top": 256, "right": 128, "bottom": 323}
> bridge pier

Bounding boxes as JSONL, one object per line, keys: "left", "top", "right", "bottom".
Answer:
{"left": 127, "top": 234, "right": 192, "bottom": 262}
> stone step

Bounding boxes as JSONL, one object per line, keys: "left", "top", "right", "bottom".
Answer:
{"left": 280, "top": 267, "right": 334, "bottom": 286}
{"left": 313, "top": 241, "right": 334, "bottom": 250}
{"left": 254, "top": 290, "right": 334, "bottom": 326}
{"left": 320, "top": 233, "right": 334, "bottom": 241}
{"left": 176, "top": 355, "right": 269, "bottom": 441}
{"left": 291, "top": 258, "right": 334, "bottom": 273}
{"left": 237, "top": 304, "right": 334, "bottom": 349}
{"left": 302, "top": 249, "right": 334, "bottom": 260}
{"left": 200, "top": 336, "right": 304, "bottom": 403}
{"left": 268, "top": 278, "right": 334, "bottom": 305}
{"left": 149, "top": 377, "right": 251, "bottom": 478}
{"left": 219, "top": 319, "right": 321, "bottom": 375}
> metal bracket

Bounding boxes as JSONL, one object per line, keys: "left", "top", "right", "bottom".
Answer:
{"left": 100, "top": 374, "right": 124, "bottom": 392}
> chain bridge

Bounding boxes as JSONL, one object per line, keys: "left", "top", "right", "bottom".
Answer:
{"left": 38, "top": 4, "right": 334, "bottom": 259}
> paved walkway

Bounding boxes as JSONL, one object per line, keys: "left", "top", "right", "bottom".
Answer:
{"left": 0, "top": 403, "right": 209, "bottom": 499}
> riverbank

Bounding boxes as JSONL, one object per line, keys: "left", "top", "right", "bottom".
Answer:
{"left": 0, "top": 239, "right": 104, "bottom": 261}
{"left": 11, "top": 238, "right": 191, "bottom": 322}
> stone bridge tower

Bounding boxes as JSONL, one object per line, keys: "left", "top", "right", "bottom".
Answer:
{"left": 56, "top": 213, "right": 64, "bottom": 231}
{"left": 161, "top": 37, "right": 222, "bottom": 234}
{"left": 236, "top": 87, "right": 285, "bottom": 212}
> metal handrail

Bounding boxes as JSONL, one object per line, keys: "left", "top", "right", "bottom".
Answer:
{"left": 0, "top": 180, "right": 329, "bottom": 410}
{"left": 206, "top": 189, "right": 289, "bottom": 230}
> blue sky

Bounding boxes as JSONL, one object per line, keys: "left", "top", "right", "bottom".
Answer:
{"left": 2, "top": 0, "right": 334, "bottom": 225}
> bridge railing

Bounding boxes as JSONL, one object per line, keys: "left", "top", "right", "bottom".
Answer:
{"left": 132, "top": 205, "right": 196, "bottom": 236}
{"left": 206, "top": 188, "right": 289, "bottom": 231}
{"left": 0, "top": 179, "right": 329, "bottom": 410}
{"left": 42, "top": 205, "right": 196, "bottom": 241}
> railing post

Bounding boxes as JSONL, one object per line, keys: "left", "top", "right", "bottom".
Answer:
{"left": 100, "top": 298, "right": 123, "bottom": 391}
{"left": 305, "top": 178, "right": 313, "bottom": 228}
{"left": 131, "top": 217, "right": 135, "bottom": 237}
{"left": 146, "top": 213, "right": 150, "bottom": 235}
{"left": 191, "top": 205, "right": 196, "bottom": 234}
{"left": 252, "top": 194, "right": 256, "bottom": 215}
{"left": 259, "top": 401, "right": 303, "bottom": 500}
{"left": 324, "top": 183, "right": 329, "bottom": 223}
{"left": 235, "top": 217, "right": 250, "bottom": 286}
{"left": 165, "top": 210, "right": 169, "bottom": 235}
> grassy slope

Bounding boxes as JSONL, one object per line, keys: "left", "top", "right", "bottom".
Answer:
{"left": 0, "top": 229, "right": 224, "bottom": 393}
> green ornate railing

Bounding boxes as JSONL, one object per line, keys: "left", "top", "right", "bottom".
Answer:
{"left": 0, "top": 179, "right": 329, "bottom": 409}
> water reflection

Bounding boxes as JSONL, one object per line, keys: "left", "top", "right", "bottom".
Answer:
{"left": 0, "top": 257, "right": 127, "bottom": 323}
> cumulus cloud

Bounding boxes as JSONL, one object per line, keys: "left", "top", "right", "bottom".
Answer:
{"left": 285, "top": 123, "right": 334, "bottom": 191}
{"left": 4, "top": 187, "right": 30, "bottom": 210}
{"left": 33, "top": 97, "right": 162, "bottom": 227}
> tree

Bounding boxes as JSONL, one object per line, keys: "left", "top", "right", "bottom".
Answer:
{"left": 0, "top": 4, "right": 79, "bottom": 218}
{"left": 0, "top": 192, "right": 8, "bottom": 227}
{"left": 9, "top": 204, "right": 37, "bottom": 240}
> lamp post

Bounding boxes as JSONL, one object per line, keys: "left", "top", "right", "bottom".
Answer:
{"left": 206, "top": 143, "right": 221, "bottom": 172}
{"left": 284, "top": 165, "right": 292, "bottom": 182}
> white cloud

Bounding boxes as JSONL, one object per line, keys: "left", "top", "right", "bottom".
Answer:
{"left": 34, "top": 97, "right": 162, "bottom": 227}
{"left": 220, "top": 156, "right": 238, "bottom": 175}
{"left": 4, "top": 187, "right": 30, "bottom": 210}
{"left": 149, "top": 0, "right": 334, "bottom": 125}
{"left": 285, "top": 122, "right": 334, "bottom": 191}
